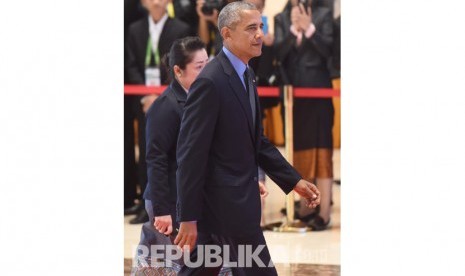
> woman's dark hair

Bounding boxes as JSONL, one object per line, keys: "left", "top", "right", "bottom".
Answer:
{"left": 162, "top": 36, "right": 206, "bottom": 80}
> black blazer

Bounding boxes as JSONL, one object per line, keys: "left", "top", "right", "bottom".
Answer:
{"left": 249, "top": 44, "right": 276, "bottom": 86}
{"left": 176, "top": 51, "right": 302, "bottom": 237}
{"left": 144, "top": 80, "right": 187, "bottom": 220}
{"left": 125, "top": 16, "right": 192, "bottom": 85}
{"left": 274, "top": 4, "right": 333, "bottom": 87}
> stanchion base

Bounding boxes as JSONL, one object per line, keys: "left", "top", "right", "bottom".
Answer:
{"left": 272, "top": 220, "right": 308, "bottom": 233}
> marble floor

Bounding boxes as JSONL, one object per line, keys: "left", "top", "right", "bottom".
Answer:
{"left": 124, "top": 149, "right": 340, "bottom": 275}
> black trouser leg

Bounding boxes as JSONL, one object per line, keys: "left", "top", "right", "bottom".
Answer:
{"left": 124, "top": 96, "right": 137, "bottom": 208}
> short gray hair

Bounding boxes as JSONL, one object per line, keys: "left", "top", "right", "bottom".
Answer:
{"left": 218, "top": 1, "right": 257, "bottom": 31}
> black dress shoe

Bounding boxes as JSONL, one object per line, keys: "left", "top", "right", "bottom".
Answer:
{"left": 299, "top": 212, "right": 318, "bottom": 223}
{"left": 280, "top": 206, "right": 319, "bottom": 223}
{"left": 129, "top": 209, "right": 149, "bottom": 224}
{"left": 307, "top": 215, "right": 330, "bottom": 231}
{"left": 124, "top": 202, "right": 143, "bottom": 216}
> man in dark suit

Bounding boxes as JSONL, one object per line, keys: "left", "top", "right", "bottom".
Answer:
{"left": 174, "top": 2, "right": 321, "bottom": 275}
{"left": 124, "top": 0, "right": 191, "bottom": 224}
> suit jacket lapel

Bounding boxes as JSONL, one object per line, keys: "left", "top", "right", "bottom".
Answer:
{"left": 218, "top": 51, "right": 255, "bottom": 142}
{"left": 249, "top": 69, "right": 261, "bottom": 147}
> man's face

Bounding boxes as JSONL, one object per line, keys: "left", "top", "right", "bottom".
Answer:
{"left": 223, "top": 9, "right": 264, "bottom": 63}
{"left": 142, "top": 0, "right": 170, "bottom": 21}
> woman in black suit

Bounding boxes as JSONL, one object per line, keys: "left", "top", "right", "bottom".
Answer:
{"left": 144, "top": 37, "right": 208, "bottom": 234}
{"left": 144, "top": 36, "right": 208, "bottom": 235}
{"left": 133, "top": 36, "right": 208, "bottom": 273}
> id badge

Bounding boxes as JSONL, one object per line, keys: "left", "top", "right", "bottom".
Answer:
{"left": 145, "top": 67, "right": 161, "bottom": 86}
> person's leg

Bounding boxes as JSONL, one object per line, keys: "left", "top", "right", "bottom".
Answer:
{"left": 124, "top": 96, "right": 138, "bottom": 209}
{"left": 258, "top": 167, "right": 267, "bottom": 227}
{"left": 130, "top": 106, "right": 149, "bottom": 224}
{"left": 137, "top": 105, "right": 148, "bottom": 196}
{"left": 308, "top": 148, "right": 333, "bottom": 230}
{"left": 315, "top": 178, "right": 332, "bottom": 223}
{"left": 179, "top": 231, "right": 277, "bottom": 276}
{"left": 294, "top": 149, "right": 317, "bottom": 220}
{"left": 133, "top": 201, "right": 180, "bottom": 274}
{"left": 221, "top": 231, "right": 277, "bottom": 276}
{"left": 260, "top": 199, "right": 267, "bottom": 227}
{"left": 316, "top": 148, "right": 333, "bottom": 222}
{"left": 178, "top": 232, "right": 223, "bottom": 276}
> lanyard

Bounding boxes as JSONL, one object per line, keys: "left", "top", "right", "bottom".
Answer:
{"left": 145, "top": 35, "right": 160, "bottom": 67}
{"left": 209, "top": 30, "right": 216, "bottom": 57}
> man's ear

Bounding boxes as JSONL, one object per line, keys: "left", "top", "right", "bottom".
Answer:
{"left": 220, "top": 27, "right": 230, "bottom": 42}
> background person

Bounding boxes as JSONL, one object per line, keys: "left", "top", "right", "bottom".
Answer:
{"left": 195, "top": 0, "right": 239, "bottom": 59}
{"left": 274, "top": 0, "right": 334, "bottom": 230}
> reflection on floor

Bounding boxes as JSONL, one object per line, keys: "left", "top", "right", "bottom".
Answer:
{"left": 124, "top": 149, "right": 340, "bottom": 275}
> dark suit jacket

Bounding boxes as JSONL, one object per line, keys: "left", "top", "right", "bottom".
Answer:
{"left": 125, "top": 16, "right": 192, "bottom": 85}
{"left": 176, "top": 51, "right": 302, "bottom": 237}
{"left": 144, "top": 80, "right": 187, "bottom": 220}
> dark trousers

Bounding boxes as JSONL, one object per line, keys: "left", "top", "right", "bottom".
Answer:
{"left": 179, "top": 230, "right": 277, "bottom": 276}
{"left": 124, "top": 95, "right": 147, "bottom": 208}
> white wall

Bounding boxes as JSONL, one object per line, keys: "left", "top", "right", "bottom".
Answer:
{"left": 263, "top": 0, "right": 288, "bottom": 35}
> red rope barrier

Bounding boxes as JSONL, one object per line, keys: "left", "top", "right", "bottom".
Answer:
{"left": 124, "top": 85, "right": 340, "bottom": 98}
{"left": 124, "top": 85, "right": 167, "bottom": 95}
{"left": 294, "top": 87, "right": 340, "bottom": 98}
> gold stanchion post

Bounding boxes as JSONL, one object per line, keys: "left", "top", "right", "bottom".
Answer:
{"left": 273, "top": 85, "right": 308, "bottom": 233}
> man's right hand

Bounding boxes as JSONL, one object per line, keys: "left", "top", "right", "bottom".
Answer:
{"left": 173, "top": 221, "right": 198, "bottom": 252}
{"left": 293, "top": 179, "right": 321, "bottom": 209}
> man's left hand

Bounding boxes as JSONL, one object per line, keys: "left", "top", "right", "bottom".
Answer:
{"left": 259, "top": 181, "right": 269, "bottom": 198}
